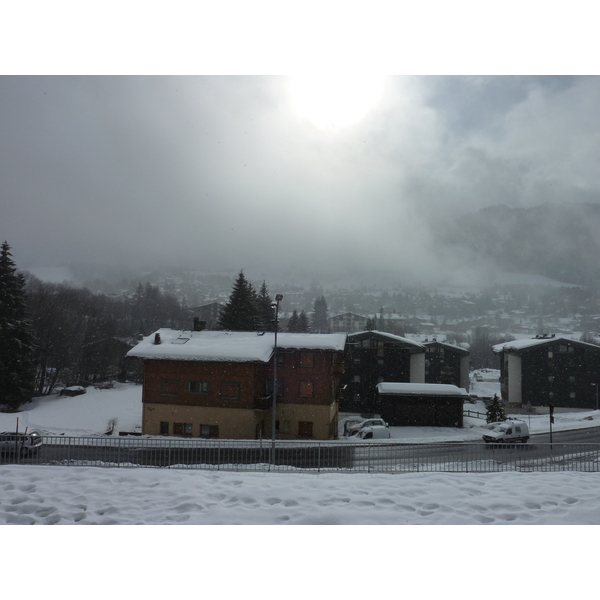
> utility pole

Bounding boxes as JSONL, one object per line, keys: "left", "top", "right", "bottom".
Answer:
{"left": 270, "top": 294, "right": 283, "bottom": 469}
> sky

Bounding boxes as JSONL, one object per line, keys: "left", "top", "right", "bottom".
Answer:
{"left": 2, "top": 5, "right": 599, "bottom": 287}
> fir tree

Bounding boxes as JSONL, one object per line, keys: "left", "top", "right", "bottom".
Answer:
{"left": 287, "top": 310, "right": 300, "bottom": 332}
{"left": 312, "top": 295, "right": 329, "bottom": 333}
{"left": 486, "top": 394, "right": 507, "bottom": 424}
{"left": 298, "top": 310, "right": 309, "bottom": 333}
{"left": 218, "top": 270, "right": 259, "bottom": 331}
{"left": 365, "top": 316, "right": 376, "bottom": 331}
{"left": 255, "top": 280, "right": 274, "bottom": 331}
{"left": 0, "top": 241, "right": 35, "bottom": 411}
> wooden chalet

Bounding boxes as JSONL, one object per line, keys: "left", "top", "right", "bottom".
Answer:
{"left": 127, "top": 329, "right": 347, "bottom": 440}
{"left": 493, "top": 335, "right": 600, "bottom": 409}
{"left": 340, "top": 331, "right": 426, "bottom": 415}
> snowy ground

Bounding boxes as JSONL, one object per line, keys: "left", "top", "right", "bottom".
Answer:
{"left": 2, "top": 379, "right": 596, "bottom": 595}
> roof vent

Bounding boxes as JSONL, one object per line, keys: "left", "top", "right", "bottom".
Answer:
{"left": 154, "top": 333, "right": 161, "bottom": 345}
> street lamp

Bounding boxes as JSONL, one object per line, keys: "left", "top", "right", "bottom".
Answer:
{"left": 271, "top": 294, "right": 283, "bottom": 466}
{"left": 592, "top": 383, "right": 599, "bottom": 411}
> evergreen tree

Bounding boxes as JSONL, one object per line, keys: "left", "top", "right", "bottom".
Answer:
{"left": 486, "top": 394, "right": 507, "bottom": 424}
{"left": 0, "top": 241, "right": 35, "bottom": 411}
{"left": 298, "top": 310, "right": 309, "bottom": 333}
{"left": 218, "top": 270, "right": 259, "bottom": 331}
{"left": 287, "top": 310, "right": 300, "bottom": 332}
{"left": 365, "top": 316, "right": 376, "bottom": 331}
{"left": 255, "top": 280, "right": 274, "bottom": 331}
{"left": 312, "top": 295, "right": 329, "bottom": 333}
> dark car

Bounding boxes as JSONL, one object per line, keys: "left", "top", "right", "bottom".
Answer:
{"left": 0, "top": 431, "right": 43, "bottom": 456}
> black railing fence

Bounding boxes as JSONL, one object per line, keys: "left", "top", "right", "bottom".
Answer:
{"left": 2, "top": 436, "right": 600, "bottom": 473}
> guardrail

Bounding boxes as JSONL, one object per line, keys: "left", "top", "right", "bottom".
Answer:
{"left": 2, "top": 436, "right": 600, "bottom": 473}
{"left": 463, "top": 409, "right": 487, "bottom": 419}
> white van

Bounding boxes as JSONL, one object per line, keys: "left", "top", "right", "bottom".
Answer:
{"left": 482, "top": 419, "right": 529, "bottom": 444}
{"left": 352, "top": 425, "right": 391, "bottom": 440}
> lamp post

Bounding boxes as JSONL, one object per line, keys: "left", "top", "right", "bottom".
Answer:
{"left": 592, "top": 383, "right": 599, "bottom": 411}
{"left": 271, "top": 294, "right": 283, "bottom": 467}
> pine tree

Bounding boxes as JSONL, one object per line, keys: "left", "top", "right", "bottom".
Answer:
{"left": 312, "top": 296, "right": 329, "bottom": 333}
{"left": 298, "top": 310, "right": 309, "bottom": 333}
{"left": 365, "top": 316, "right": 376, "bottom": 331}
{"left": 0, "top": 241, "right": 35, "bottom": 411}
{"left": 287, "top": 310, "right": 300, "bottom": 332}
{"left": 218, "top": 270, "right": 259, "bottom": 331}
{"left": 486, "top": 394, "right": 507, "bottom": 424}
{"left": 255, "top": 280, "right": 274, "bottom": 331}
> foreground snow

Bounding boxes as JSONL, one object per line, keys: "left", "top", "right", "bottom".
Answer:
{"left": 2, "top": 465, "right": 599, "bottom": 525}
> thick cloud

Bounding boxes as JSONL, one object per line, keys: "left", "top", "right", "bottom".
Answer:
{"left": 1, "top": 76, "right": 599, "bottom": 284}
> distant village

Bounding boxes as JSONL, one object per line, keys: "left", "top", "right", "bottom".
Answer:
{"left": 121, "top": 269, "right": 600, "bottom": 442}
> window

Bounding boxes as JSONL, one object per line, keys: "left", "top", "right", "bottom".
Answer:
{"left": 220, "top": 381, "right": 240, "bottom": 400}
{"left": 276, "top": 353, "right": 286, "bottom": 367}
{"left": 173, "top": 422, "right": 193, "bottom": 436}
{"left": 548, "top": 376, "right": 554, "bottom": 383}
{"left": 188, "top": 380, "right": 208, "bottom": 394}
{"left": 266, "top": 378, "right": 284, "bottom": 396}
{"left": 282, "top": 420, "right": 291, "bottom": 433}
{"left": 568, "top": 346, "right": 575, "bottom": 353}
{"left": 299, "top": 380, "right": 314, "bottom": 397}
{"left": 300, "top": 352, "right": 314, "bottom": 367}
{"left": 569, "top": 376, "right": 576, "bottom": 384}
{"left": 199, "top": 424, "right": 219, "bottom": 438}
{"left": 377, "top": 358, "right": 384, "bottom": 365}
{"left": 353, "top": 357, "right": 361, "bottom": 364}
{"left": 354, "top": 375, "right": 361, "bottom": 383}
{"left": 559, "top": 344, "right": 568, "bottom": 353}
{"left": 570, "top": 392, "right": 576, "bottom": 399}
{"left": 548, "top": 351, "right": 554, "bottom": 359}
{"left": 160, "top": 378, "right": 179, "bottom": 396}
{"left": 159, "top": 421, "right": 169, "bottom": 435}
{"left": 298, "top": 421, "right": 313, "bottom": 438}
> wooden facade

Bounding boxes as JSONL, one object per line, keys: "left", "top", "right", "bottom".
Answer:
{"left": 340, "top": 331, "right": 426, "bottom": 415}
{"left": 494, "top": 336, "right": 600, "bottom": 409}
{"left": 129, "top": 330, "right": 347, "bottom": 440}
{"left": 423, "top": 340, "right": 470, "bottom": 390}
{"left": 377, "top": 383, "right": 466, "bottom": 427}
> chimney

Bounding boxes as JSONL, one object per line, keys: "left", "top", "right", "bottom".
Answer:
{"left": 154, "top": 333, "right": 161, "bottom": 345}
{"left": 193, "top": 318, "right": 206, "bottom": 332}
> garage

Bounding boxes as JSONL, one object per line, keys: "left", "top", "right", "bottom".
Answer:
{"left": 377, "top": 382, "right": 467, "bottom": 427}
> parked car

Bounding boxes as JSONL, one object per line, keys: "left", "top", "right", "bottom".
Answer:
{"left": 352, "top": 425, "right": 391, "bottom": 440}
{"left": 482, "top": 420, "right": 529, "bottom": 444}
{"left": 0, "top": 431, "right": 43, "bottom": 456}
{"left": 346, "top": 417, "right": 388, "bottom": 437}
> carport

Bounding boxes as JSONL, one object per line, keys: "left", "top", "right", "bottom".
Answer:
{"left": 377, "top": 382, "right": 467, "bottom": 427}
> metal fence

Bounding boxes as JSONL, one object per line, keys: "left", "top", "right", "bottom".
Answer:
{"left": 3, "top": 436, "right": 600, "bottom": 473}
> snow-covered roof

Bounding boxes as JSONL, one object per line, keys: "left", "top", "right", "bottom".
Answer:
{"left": 492, "top": 336, "right": 600, "bottom": 354}
{"left": 127, "top": 329, "right": 347, "bottom": 362}
{"left": 423, "top": 340, "right": 470, "bottom": 354}
{"left": 377, "top": 383, "right": 469, "bottom": 397}
{"left": 348, "top": 330, "right": 425, "bottom": 349}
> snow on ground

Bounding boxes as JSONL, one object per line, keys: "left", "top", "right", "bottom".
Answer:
{"left": 2, "top": 380, "right": 597, "bottom": 595}
{"left": 2, "top": 380, "right": 600, "bottom": 528}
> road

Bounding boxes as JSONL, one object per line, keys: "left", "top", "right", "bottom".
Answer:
{"left": 2, "top": 426, "right": 600, "bottom": 471}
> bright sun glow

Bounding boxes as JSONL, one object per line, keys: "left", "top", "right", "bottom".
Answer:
{"left": 290, "top": 75, "right": 385, "bottom": 128}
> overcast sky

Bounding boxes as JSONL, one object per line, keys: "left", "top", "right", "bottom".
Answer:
{"left": 2, "top": 75, "right": 599, "bottom": 284}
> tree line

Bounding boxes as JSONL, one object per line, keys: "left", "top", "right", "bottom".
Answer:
{"left": 217, "top": 270, "right": 330, "bottom": 333}
{"left": 0, "top": 241, "right": 191, "bottom": 409}
{"left": 0, "top": 255, "right": 332, "bottom": 411}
